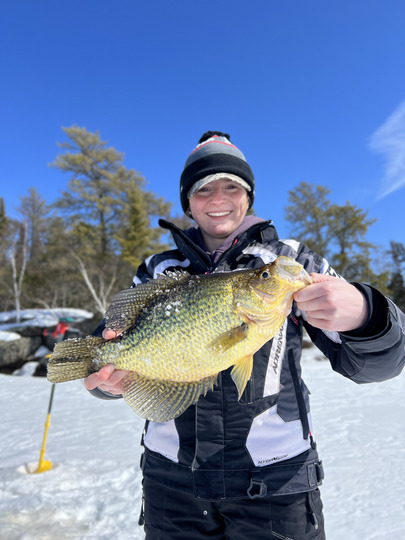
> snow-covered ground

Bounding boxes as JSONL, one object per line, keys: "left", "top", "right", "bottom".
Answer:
{"left": 1, "top": 350, "right": 404, "bottom": 539}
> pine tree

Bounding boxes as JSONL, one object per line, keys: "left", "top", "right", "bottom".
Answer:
{"left": 285, "top": 182, "right": 332, "bottom": 256}
{"left": 13, "top": 188, "right": 53, "bottom": 306}
{"left": 0, "top": 199, "right": 12, "bottom": 310}
{"left": 285, "top": 183, "right": 379, "bottom": 283}
{"left": 0, "top": 197, "right": 7, "bottom": 241}
{"left": 17, "top": 187, "right": 49, "bottom": 263}
{"left": 0, "top": 198, "right": 8, "bottom": 298}
{"left": 50, "top": 126, "right": 172, "bottom": 313}
{"left": 119, "top": 184, "right": 170, "bottom": 270}
{"left": 388, "top": 241, "right": 405, "bottom": 311}
{"left": 327, "top": 201, "right": 377, "bottom": 281}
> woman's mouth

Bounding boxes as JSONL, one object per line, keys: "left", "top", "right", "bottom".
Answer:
{"left": 207, "top": 211, "right": 231, "bottom": 217}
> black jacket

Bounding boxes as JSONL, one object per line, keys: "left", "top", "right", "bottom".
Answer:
{"left": 93, "top": 218, "right": 405, "bottom": 500}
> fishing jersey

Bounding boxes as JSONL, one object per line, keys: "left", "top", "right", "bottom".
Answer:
{"left": 91, "top": 218, "right": 405, "bottom": 500}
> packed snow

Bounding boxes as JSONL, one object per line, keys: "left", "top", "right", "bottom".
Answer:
{"left": 0, "top": 331, "right": 20, "bottom": 343}
{"left": 1, "top": 348, "right": 404, "bottom": 539}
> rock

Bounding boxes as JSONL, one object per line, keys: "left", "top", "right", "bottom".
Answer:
{"left": 0, "top": 337, "right": 32, "bottom": 371}
{"left": 0, "top": 308, "right": 97, "bottom": 376}
{"left": 0, "top": 335, "right": 44, "bottom": 371}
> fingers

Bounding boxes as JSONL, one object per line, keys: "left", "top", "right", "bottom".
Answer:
{"left": 84, "top": 330, "right": 126, "bottom": 393}
{"left": 293, "top": 274, "right": 368, "bottom": 332}
{"left": 84, "top": 364, "right": 131, "bottom": 395}
{"left": 84, "top": 364, "right": 115, "bottom": 390}
{"left": 308, "top": 272, "right": 337, "bottom": 284}
{"left": 294, "top": 280, "right": 337, "bottom": 310}
{"left": 102, "top": 328, "right": 122, "bottom": 340}
{"left": 97, "top": 369, "right": 131, "bottom": 394}
{"left": 101, "top": 369, "right": 130, "bottom": 387}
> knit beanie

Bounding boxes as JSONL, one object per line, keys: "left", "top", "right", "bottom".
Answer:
{"left": 179, "top": 131, "right": 255, "bottom": 213}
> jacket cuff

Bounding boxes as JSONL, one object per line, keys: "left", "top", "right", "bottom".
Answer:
{"left": 88, "top": 387, "right": 123, "bottom": 400}
{"left": 340, "top": 283, "right": 389, "bottom": 340}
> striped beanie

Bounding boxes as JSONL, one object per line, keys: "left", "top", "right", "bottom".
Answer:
{"left": 179, "top": 131, "right": 255, "bottom": 213}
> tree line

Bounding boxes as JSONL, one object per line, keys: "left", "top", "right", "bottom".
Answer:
{"left": 1, "top": 126, "right": 404, "bottom": 320}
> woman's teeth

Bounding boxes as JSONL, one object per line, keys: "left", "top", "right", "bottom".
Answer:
{"left": 207, "top": 211, "right": 230, "bottom": 217}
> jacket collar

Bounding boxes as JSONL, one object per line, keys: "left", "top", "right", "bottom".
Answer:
{"left": 158, "top": 218, "right": 278, "bottom": 273}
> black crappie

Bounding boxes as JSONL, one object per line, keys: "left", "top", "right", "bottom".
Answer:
{"left": 48, "top": 256, "right": 312, "bottom": 421}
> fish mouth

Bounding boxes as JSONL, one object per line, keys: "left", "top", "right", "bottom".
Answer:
{"left": 296, "top": 268, "right": 313, "bottom": 286}
{"left": 253, "top": 267, "right": 313, "bottom": 304}
{"left": 277, "top": 261, "right": 313, "bottom": 287}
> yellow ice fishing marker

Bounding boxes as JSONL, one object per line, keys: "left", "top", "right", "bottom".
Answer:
{"left": 35, "top": 382, "right": 56, "bottom": 473}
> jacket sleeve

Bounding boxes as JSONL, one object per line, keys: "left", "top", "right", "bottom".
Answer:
{"left": 304, "top": 283, "right": 405, "bottom": 384}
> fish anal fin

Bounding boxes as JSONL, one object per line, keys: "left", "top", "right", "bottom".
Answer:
{"left": 209, "top": 323, "right": 249, "bottom": 353}
{"left": 121, "top": 372, "right": 217, "bottom": 422}
{"left": 230, "top": 354, "right": 254, "bottom": 400}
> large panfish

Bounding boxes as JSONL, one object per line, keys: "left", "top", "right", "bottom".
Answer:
{"left": 48, "top": 256, "right": 312, "bottom": 422}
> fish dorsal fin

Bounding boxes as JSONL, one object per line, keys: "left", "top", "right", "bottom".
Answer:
{"left": 209, "top": 323, "right": 249, "bottom": 353}
{"left": 105, "top": 271, "right": 192, "bottom": 333}
{"left": 230, "top": 354, "right": 254, "bottom": 399}
{"left": 121, "top": 371, "right": 217, "bottom": 422}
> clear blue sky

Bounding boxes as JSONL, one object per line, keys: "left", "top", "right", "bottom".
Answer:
{"left": 1, "top": 0, "right": 404, "bottom": 253}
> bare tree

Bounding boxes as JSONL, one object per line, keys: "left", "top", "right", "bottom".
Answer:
{"left": 9, "top": 221, "right": 29, "bottom": 322}
{"left": 72, "top": 252, "right": 117, "bottom": 314}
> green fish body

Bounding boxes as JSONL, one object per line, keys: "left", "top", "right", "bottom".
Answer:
{"left": 48, "top": 256, "right": 312, "bottom": 421}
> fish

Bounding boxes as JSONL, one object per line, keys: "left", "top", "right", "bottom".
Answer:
{"left": 47, "top": 255, "right": 312, "bottom": 422}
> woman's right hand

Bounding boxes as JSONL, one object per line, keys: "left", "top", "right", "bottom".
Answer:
{"left": 84, "top": 328, "right": 129, "bottom": 394}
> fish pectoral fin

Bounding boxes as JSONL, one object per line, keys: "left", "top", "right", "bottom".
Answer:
{"left": 121, "top": 372, "right": 217, "bottom": 422}
{"left": 230, "top": 354, "right": 254, "bottom": 400}
{"left": 209, "top": 323, "right": 249, "bottom": 353}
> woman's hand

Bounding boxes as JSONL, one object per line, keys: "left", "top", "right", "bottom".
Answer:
{"left": 84, "top": 328, "right": 128, "bottom": 394}
{"left": 294, "top": 273, "right": 369, "bottom": 332}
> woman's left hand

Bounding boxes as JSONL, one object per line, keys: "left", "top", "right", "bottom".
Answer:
{"left": 293, "top": 273, "right": 369, "bottom": 332}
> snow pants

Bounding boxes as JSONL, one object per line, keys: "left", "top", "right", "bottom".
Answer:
{"left": 142, "top": 479, "right": 325, "bottom": 539}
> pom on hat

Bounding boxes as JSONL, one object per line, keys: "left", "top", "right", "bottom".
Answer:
{"left": 179, "top": 131, "right": 255, "bottom": 213}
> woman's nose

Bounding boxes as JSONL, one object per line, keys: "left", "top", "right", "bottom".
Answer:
{"left": 209, "top": 187, "right": 226, "bottom": 203}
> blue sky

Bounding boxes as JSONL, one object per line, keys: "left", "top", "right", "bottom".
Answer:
{"left": 1, "top": 0, "right": 404, "bottom": 253}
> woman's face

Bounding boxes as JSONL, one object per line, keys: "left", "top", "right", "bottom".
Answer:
{"left": 188, "top": 178, "right": 250, "bottom": 252}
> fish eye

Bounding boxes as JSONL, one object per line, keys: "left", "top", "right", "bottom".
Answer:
{"left": 260, "top": 270, "right": 270, "bottom": 280}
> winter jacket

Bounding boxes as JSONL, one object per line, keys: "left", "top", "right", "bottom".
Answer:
{"left": 92, "top": 217, "right": 405, "bottom": 501}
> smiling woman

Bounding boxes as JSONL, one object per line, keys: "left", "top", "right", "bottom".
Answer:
{"left": 83, "top": 130, "right": 405, "bottom": 540}
{"left": 179, "top": 131, "right": 256, "bottom": 211}
{"left": 188, "top": 179, "right": 250, "bottom": 251}
{"left": 179, "top": 131, "right": 255, "bottom": 251}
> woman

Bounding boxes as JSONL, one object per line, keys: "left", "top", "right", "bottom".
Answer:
{"left": 85, "top": 131, "right": 405, "bottom": 539}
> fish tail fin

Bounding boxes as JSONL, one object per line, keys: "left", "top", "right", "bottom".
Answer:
{"left": 47, "top": 336, "right": 105, "bottom": 383}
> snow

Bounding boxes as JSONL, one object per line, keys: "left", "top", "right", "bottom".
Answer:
{"left": 0, "top": 331, "right": 21, "bottom": 342}
{"left": 1, "top": 352, "right": 404, "bottom": 539}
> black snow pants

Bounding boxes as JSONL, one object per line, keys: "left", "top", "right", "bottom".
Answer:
{"left": 141, "top": 479, "right": 325, "bottom": 540}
